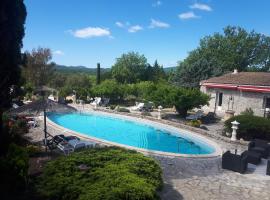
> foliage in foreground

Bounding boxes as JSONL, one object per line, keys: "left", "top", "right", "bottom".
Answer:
{"left": 37, "top": 147, "right": 163, "bottom": 200}
{"left": 0, "top": 143, "right": 29, "bottom": 198}
{"left": 224, "top": 115, "right": 270, "bottom": 141}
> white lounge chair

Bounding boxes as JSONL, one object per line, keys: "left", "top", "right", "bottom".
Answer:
{"left": 131, "top": 103, "right": 145, "bottom": 111}
{"left": 90, "top": 97, "right": 102, "bottom": 107}
{"left": 186, "top": 110, "right": 205, "bottom": 120}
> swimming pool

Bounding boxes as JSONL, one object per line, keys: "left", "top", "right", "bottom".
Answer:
{"left": 47, "top": 112, "right": 216, "bottom": 155}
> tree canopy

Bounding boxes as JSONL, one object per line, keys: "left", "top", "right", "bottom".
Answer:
{"left": 111, "top": 52, "right": 148, "bottom": 83}
{"left": 22, "top": 47, "right": 55, "bottom": 88}
{"left": 0, "top": 0, "right": 27, "bottom": 109}
{"left": 0, "top": 0, "right": 26, "bottom": 146}
{"left": 172, "top": 26, "right": 270, "bottom": 87}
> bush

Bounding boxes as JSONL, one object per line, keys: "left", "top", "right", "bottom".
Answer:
{"left": 10, "top": 118, "right": 28, "bottom": 135}
{"left": 0, "top": 143, "right": 29, "bottom": 196}
{"left": 240, "top": 108, "right": 254, "bottom": 116}
{"left": 36, "top": 147, "right": 162, "bottom": 200}
{"left": 115, "top": 106, "right": 130, "bottom": 113}
{"left": 26, "top": 144, "right": 41, "bottom": 157}
{"left": 224, "top": 115, "right": 270, "bottom": 141}
{"left": 92, "top": 79, "right": 124, "bottom": 102}
{"left": 186, "top": 119, "right": 202, "bottom": 128}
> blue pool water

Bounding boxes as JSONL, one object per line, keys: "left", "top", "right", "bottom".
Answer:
{"left": 48, "top": 112, "right": 215, "bottom": 155}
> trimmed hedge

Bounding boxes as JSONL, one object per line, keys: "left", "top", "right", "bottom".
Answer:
{"left": 36, "top": 147, "right": 163, "bottom": 200}
{"left": 224, "top": 115, "right": 270, "bottom": 141}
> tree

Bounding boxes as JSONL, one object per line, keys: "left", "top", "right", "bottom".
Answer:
{"left": 96, "top": 63, "right": 101, "bottom": 85}
{"left": 60, "top": 74, "right": 92, "bottom": 100}
{"left": 92, "top": 79, "right": 124, "bottom": 102}
{"left": 170, "top": 88, "right": 210, "bottom": 117}
{"left": 111, "top": 52, "right": 148, "bottom": 83}
{"left": 145, "top": 60, "right": 166, "bottom": 82}
{"left": 142, "top": 84, "right": 209, "bottom": 117}
{"left": 172, "top": 26, "right": 270, "bottom": 87}
{"left": 0, "top": 0, "right": 26, "bottom": 151}
{"left": 22, "top": 47, "right": 55, "bottom": 87}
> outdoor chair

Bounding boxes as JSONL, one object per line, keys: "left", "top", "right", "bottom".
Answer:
{"left": 186, "top": 110, "right": 204, "bottom": 120}
{"left": 241, "top": 150, "right": 262, "bottom": 165}
{"left": 248, "top": 139, "right": 270, "bottom": 159}
{"left": 57, "top": 142, "right": 74, "bottom": 155}
{"left": 90, "top": 97, "right": 102, "bottom": 107}
{"left": 222, "top": 151, "right": 248, "bottom": 174}
{"left": 201, "top": 112, "right": 217, "bottom": 124}
{"left": 267, "top": 160, "right": 270, "bottom": 176}
{"left": 131, "top": 103, "right": 144, "bottom": 111}
{"left": 68, "top": 139, "right": 96, "bottom": 149}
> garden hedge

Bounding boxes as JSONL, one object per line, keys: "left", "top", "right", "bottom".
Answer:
{"left": 36, "top": 147, "right": 163, "bottom": 200}
{"left": 224, "top": 115, "right": 270, "bottom": 141}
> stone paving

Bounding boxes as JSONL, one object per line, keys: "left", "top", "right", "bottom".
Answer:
{"left": 157, "top": 156, "right": 270, "bottom": 200}
{"left": 24, "top": 110, "right": 270, "bottom": 200}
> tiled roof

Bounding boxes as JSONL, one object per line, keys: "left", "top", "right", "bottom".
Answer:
{"left": 202, "top": 72, "right": 270, "bottom": 86}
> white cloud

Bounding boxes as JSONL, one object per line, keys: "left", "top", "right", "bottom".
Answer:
{"left": 128, "top": 25, "right": 143, "bottom": 33}
{"left": 53, "top": 50, "right": 64, "bottom": 56}
{"left": 149, "top": 19, "right": 170, "bottom": 29}
{"left": 70, "top": 27, "right": 111, "bottom": 38}
{"left": 190, "top": 3, "right": 212, "bottom": 11}
{"left": 178, "top": 11, "right": 200, "bottom": 20}
{"left": 115, "top": 21, "right": 124, "bottom": 28}
{"left": 152, "top": 0, "right": 162, "bottom": 7}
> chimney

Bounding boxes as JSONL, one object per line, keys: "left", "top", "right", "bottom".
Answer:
{"left": 232, "top": 69, "right": 238, "bottom": 74}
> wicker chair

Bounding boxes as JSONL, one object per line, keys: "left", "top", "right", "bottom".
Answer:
{"left": 222, "top": 151, "right": 248, "bottom": 174}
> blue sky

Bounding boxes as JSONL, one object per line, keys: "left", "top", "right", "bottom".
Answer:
{"left": 23, "top": 0, "right": 270, "bottom": 68}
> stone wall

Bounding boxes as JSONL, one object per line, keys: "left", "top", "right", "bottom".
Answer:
{"left": 200, "top": 86, "right": 268, "bottom": 117}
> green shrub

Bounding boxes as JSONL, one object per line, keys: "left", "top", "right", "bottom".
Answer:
{"left": 110, "top": 104, "right": 117, "bottom": 110}
{"left": 36, "top": 147, "right": 162, "bottom": 200}
{"left": 224, "top": 115, "right": 270, "bottom": 141}
{"left": 0, "top": 144, "right": 29, "bottom": 195}
{"left": 26, "top": 144, "right": 41, "bottom": 157}
{"left": 115, "top": 106, "right": 130, "bottom": 113}
{"left": 10, "top": 118, "right": 28, "bottom": 135}
{"left": 240, "top": 108, "right": 254, "bottom": 116}
{"left": 186, "top": 119, "right": 202, "bottom": 128}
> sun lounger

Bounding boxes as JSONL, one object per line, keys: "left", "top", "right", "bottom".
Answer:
{"left": 131, "top": 103, "right": 144, "bottom": 111}
{"left": 57, "top": 142, "right": 74, "bottom": 155}
{"left": 186, "top": 110, "right": 205, "bottom": 120}
{"left": 90, "top": 97, "right": 102, "bottom": 106}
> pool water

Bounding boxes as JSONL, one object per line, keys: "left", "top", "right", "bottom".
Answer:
{"left": 48, "top": 112, "right": 215, "bottom": 155}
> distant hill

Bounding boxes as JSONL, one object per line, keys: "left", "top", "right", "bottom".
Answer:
{"left": 163, "top": 66, "right": 177, "bottom": 73}
{"left": 54, "top": 64, "right": 176, "bottom": 75}
{"left": 54, "top": 65, "right": 110, "bottom": 75}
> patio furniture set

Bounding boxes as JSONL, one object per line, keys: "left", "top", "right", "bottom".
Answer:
{"left": 43, "top": 134, "right": 98, "bottom": 155}
{"left": 222, "top": 139, "right": 270, "bottom": 175}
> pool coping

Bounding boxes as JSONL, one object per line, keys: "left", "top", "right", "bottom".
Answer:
{"left": 46, "top": 110, "right": 223, "bottom": 158}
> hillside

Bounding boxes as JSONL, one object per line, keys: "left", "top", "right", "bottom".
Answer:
{"left": 54, "top": 64, "right": 176, "bottom": 75}
{"left": 55, "top": 65, "right": 110, "bottom": 75}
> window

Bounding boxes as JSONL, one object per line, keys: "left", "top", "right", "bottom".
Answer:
{"left": 218, "top": 93, "right": 223, "bottom": 106}
{"left": 265, "top": 97, "right": 270, "bottom": 108}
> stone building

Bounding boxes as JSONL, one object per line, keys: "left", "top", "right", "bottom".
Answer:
{"left": 200, "top": 71, "right": 270, "bottom": 118}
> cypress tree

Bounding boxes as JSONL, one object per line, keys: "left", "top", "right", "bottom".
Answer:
{"left": 0, "top": 0, "right": 27, "bottom": 151}
{"left": 96, "top": 62, "right": 101, "bottom": 85}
